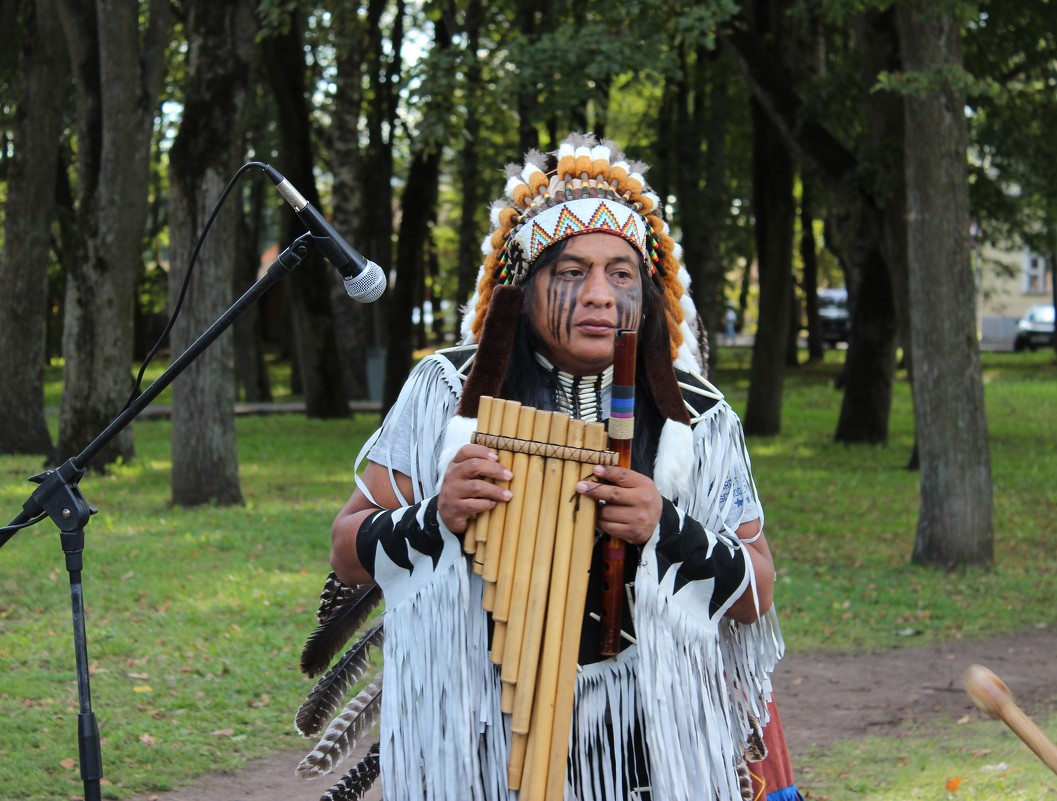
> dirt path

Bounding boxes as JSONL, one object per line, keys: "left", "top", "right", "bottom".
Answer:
{"left": 128, "top": 627, "right": 1057, "bottom": 801}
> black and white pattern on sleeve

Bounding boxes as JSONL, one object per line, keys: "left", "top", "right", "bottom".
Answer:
{"left": 653, "top": 498, "right": 747, "bottom": 618}
{"left": 355, "top": 497, "right": 446, "bottom": 578}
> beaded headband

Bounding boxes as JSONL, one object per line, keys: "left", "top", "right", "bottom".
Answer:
{"left": 506, "top": 197, "right": 650, "bottom": 281}
{"left": 461, "top": 133, "right": 704, "bottom": 374}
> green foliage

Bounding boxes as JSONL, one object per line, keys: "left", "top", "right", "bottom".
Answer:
{"left": 963, "top": 2, "right": 1057, "bottom": 248}
{"left": 874, "top": 64, "right": 1003, "bottom": 100}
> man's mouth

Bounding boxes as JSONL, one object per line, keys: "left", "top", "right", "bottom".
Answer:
{"left": 577, "top": 318, "right": 614, "bottom": 335}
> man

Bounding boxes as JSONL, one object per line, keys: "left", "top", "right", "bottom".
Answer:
{"left": 324, "top": 134, "right": 792, "bottom": 800}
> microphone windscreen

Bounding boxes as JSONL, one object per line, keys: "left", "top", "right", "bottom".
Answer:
{"left": 344, "top": 261, "right": 386, "bottom": 303}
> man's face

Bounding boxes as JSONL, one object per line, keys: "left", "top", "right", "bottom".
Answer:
{"left": 527, "top": 232, "right": 643, "bottom": 375}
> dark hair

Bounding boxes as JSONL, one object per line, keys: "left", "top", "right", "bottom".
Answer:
{"left": 499, "top": 238, "right": 668, "bottom": 476}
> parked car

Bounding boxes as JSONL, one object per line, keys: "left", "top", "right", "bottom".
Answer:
{"left": 817, "top": 288, "right": 850, "bottom": 346}
{"left": 1013, "top": 303, "right": 1055, "bottom": 351}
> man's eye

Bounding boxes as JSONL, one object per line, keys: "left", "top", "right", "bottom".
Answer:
{"left": 556, "top": 267, "right": 585, "bottom": 279}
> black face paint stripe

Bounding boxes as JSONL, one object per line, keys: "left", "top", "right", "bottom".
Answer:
{"left": 615, "top": 285, "right": 642, "bottom": 331}
{"left": 545, "top": 270, "right": 580, "bottom": 343}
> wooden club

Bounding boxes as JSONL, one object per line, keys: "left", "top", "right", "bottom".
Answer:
{"left": 962, "top": 663, "right": 1057, "bottom": 776}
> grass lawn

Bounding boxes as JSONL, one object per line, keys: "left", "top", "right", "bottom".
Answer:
{"left": 1, "top": 348, "right": 1054, "bottom": 800}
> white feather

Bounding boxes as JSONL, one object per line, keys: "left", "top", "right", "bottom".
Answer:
{"left": 589, "top": 144, "right": 612, "bottom": 162}
{"left": 504, "top": 175, "right": 524, "bottom": 198}
{"left": 521, "top": 162, "right": 543, "bottom": 182}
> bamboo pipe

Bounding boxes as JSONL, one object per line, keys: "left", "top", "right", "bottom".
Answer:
{"left": 472, "top": 398, "right": 509, "bottom": 575}
{"left": 463, "top": 395, "right": 494, "bottom": 556}
{"left": 498, "top": 411, "right": 554, "bottom": 701}
{"left": 511, "top": 412, "right": 570, "bottom": 733}
{"left": 545, "top": 421, "right": 608, "bottom": 799}
{"left": 490, "top": 406, "right": 537, "bottom": 661}
{"left": 524, "top": 419, "right": 590, "bottom": 800}
{"left": 510, "top": 413, "right": 575, "bottom": 790}
{"left": 481, "top": 399, "right": 522, "bottom": 610}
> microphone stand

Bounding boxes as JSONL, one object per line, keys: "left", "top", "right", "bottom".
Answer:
{"left": 0, "top": 232, "right": 315, "bottom": 801}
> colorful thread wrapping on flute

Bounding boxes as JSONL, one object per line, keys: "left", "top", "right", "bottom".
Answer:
{"left": 609, "top": 383, "right": 635, "bottom": 441}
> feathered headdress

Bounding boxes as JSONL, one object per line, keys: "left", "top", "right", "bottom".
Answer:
{"left": 459, "top": 132, "right": 704, "bottom": 375}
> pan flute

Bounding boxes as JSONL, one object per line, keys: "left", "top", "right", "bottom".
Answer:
{"left": 462, "top": 396, "right": 616, "bottom": 798}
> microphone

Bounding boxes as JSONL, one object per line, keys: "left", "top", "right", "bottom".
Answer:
{"left": 262, "top": 165, "right": 386, "bottom": 303}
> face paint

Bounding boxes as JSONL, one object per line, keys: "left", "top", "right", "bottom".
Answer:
{"left": 527, "top": 233, "right": 644, "bottom": 375}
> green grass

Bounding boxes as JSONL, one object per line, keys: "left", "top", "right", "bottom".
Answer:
{"left": 2, "top": 348, "right": 1055, "bottom": 800}
{"left": 712, "top": 347, "right": 1057, "bottom": 800}
{"left": 713, "top": 348, "right": 1057, "bottom": 653}
{"left": 0, "top": 413, "right": 379, "bottom": 801}
{"left": 796, "top": 706, "right": 1057, "bottom": 799}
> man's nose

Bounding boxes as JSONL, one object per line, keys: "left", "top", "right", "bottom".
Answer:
{"left": 580, "top": 266, "right": 614, "bottom": 306}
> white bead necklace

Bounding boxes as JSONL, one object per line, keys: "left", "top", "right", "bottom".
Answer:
{"left": 533, "top": 352, "right": 613, "bottom": 423}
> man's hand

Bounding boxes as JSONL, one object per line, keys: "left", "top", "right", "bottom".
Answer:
{"left": 438, "top": 444, "right": 512, "bottom": 533}
{"left": 575, "top": 463, "right": 661, "bottom": 545}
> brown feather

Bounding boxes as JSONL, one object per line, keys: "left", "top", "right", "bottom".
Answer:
{"left": 296, "top": 675, "right": 383, "bottom": 778}
{"left": 296, "top": 622, "right": 384, "bottom": 737}
{"left": 320, "top": 741, "right": 381, "bottom": 801}
{"left": 301, "top": 584, "right": 382, "bottom": 677}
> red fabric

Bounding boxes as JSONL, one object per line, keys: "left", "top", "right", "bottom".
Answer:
{"left": 749, "top": 697, "right": 798, "bottom": 800}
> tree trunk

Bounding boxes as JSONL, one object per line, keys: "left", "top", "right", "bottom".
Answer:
{"left": 831, "top": 208, "right": 897, "bottom": 442}
{"left": 899, "top": 5, "right": 993, "bottom": 567}
{"left": 455, "top": 0, "right": 485, "bottom": 334}
{"left": 515, "top": 2, "right": 542, "bottom": 153}
{"left": 0, "top": 0, "right": 67, "bottom": 458}
{"left": 328, "top": 4, "right": 371, "bottom": 400}
{"left": 383, "top": 150, "right": 442, "bottom": 409}
{"left": 670, "top": 45, "right": 730, "bottom": 379}
{"left": 801, "top": 181, "right": 825, "bottom": 363}
{"left": 744, "top": 94, "right": 795, "bottom": 435}
{"left": 167, "top": 0, "right": 254, "bottom": 506}
{"left": 233, "top": 174, "right": 272, "bottom": 404}
{"left": 725, "top": 18, "right": 900, "bottom": 442}
{"left": 262, "top": 14, "right": 349, "bottom": 419}
{"left": 54, "top": 0, "right": 170, "bottom": 469}
{"left": 359, "top": 0, "right": 403, "bottom": 410}
{"left": 382, "top": 8, "right": 452, "bottom": 410}
{"left": 828, "top": 11, "right": 905, "bottom": 444}
{"left": 1051, "top": 244, "right": 1057, "bottom": 358}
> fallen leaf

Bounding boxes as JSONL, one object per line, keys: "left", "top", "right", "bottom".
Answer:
{"left": 946, "top": 776, "right": 962, "bottom": 792}
{"left": 981, "top": 762, "right": 1009, "bottom": 772}
{"left": 140, "top": 733, "right": 157, "bottom": 747}
{"left": 210, "top": 728, "right": 235, "bottom": 736}
{"left": 60, "top": 758, "right": 76, "bottom": 770}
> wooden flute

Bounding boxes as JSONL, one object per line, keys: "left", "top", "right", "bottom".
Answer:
{"left": 598, "top": 328, "right": 636, "bottom": 657}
